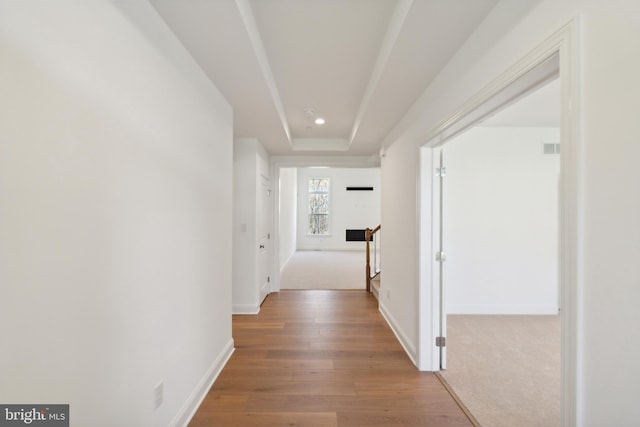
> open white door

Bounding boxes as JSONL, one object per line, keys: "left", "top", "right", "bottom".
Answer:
{"left": 418, "top": 145, "right": 447, "bottom": 371}
{"left": 258, "top": 175, "right": 271, "bottom": 304}
{"left": 434, "top": 147, "right": 447, "bottom": 370}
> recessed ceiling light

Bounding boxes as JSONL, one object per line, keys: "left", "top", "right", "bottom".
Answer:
{"left": 315, "top": 118, "right": 325, "bottom": 125}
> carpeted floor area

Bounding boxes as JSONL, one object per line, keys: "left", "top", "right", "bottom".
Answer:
{"left": 280, "top": 250, "right": 366, "bottom": 290}
{"left": 439, "top": 314, "right": 561, "bottom": 427}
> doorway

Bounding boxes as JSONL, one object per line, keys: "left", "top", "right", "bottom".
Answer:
{"left": 418, "top": 21, "right": 581, "bottom": 425}
{"left": 432, "top": 78, "right": 561, "bottom": 426}
{"left": 274, "top": 165, "right": 381, "bottom": 291}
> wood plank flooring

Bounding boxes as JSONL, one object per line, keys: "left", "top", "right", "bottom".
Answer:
{"left": 189, "top": 290, "right": 473, "bottom": 427}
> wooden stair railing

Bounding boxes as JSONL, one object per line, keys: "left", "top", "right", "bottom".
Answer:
{"left": 365, "top": 225, "right": 381, "bottom": 293}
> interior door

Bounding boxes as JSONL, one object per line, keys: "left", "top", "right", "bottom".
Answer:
{"left": 257, "top": 175, "right": 271, "bottom": 304}
{"left": 434, "top": 147, "right": 447, "bottom": 370}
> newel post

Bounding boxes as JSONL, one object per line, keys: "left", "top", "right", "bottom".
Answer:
{"left": 365, "top": 228, "right": 371, "bottom": 292}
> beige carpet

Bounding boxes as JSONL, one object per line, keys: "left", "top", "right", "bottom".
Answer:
{"left": 280, "top": 250, "right": 366, "bottom": 290}
{"left": 440, "top": 315, "right": 561, "bottom": 427}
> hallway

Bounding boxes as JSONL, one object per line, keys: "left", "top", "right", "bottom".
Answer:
{"left": 190, "top": 290, "right": 472, "bottom": 426}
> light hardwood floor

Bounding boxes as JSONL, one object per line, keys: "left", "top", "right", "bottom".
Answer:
{"left": 189, "top": 290, "right": 473, "bottom": 426}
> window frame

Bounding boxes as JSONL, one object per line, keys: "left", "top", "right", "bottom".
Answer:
{"left": 307, "top": 177, "right": 331, "bottom": 236}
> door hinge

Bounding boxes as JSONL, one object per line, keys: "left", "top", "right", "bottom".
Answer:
{"left": 435, "top": 251, "right": 447, "bottom": 262}
{"left": 436, "top": 167, "right": 447, "bottom": 178}
{"left": 436, "top": 336, "right": 446, "bottom": 347}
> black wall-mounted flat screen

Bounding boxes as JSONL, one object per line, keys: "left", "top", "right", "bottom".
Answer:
{"left": 346, "top": 186, "right": 374, "bottom": 191}
{"left": 345, "top": 229, "right": 373, "bottom": 241}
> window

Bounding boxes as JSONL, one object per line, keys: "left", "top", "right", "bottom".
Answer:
{"left": 308, "top": 178, "right": 330, "bottom": 235}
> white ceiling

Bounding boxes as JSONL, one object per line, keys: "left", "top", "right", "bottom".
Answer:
{"left": 150, "top": 0, "right": 499, "bottom": 156}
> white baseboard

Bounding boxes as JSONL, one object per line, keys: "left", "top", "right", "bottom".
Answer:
{"left": 171, "top": 338, "right": 235, "bottom": 427}
{"left": 233, "top": 303, "right": 260, "bottom": 315}
{"left": 447, "top": 304, "right": 559, "bottom": 315}
{"left": 378, "top": 301, "right": 418, "bottom": 367}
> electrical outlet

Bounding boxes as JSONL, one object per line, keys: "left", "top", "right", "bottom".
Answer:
{"left": 154, "top": 382, "right": 163, "bottom": 409}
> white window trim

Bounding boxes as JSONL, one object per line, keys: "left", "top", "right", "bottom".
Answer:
{"left": 307, "top": 177, "right": 331, "bottom": 236}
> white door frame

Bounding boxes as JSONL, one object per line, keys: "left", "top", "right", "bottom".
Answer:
{"left": 417, "top": 18, "right": 581, "bottom": 427}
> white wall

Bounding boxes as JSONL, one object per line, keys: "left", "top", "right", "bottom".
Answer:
{"left": 296, "top": 167, "right": 381, "bottom": 251}
{"left": 278, "top": 168, "right": 298, "bottom": 269}
{"left": 232, "top": 138, "right": 270, "bottom": 314}
{"left": 380, "top": 0, "right": 640, "bottom": 424}
{"left": 380, "top": 141, "right": 421, "bottom": 361}
{"left": 444, "top": 126, "right": 560, "bottom": 314}
{"left": 232, "top": 139, "right": 258, "bottom": 313}
{"left": 0, "top": 2, "right": 233, "bottom": 426}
